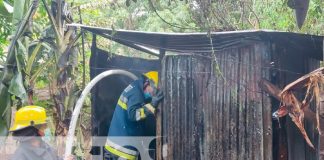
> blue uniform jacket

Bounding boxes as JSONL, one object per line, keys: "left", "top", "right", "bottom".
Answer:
{"left": 108, "top": 76, "right": 153, "bottom": 137}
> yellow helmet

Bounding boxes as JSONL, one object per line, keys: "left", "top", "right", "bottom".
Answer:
{"left": 144, "top": 71, "right": 159, "bottom": 87}
{"left": 10, "top": 106, "right": 47, "bottom": 132}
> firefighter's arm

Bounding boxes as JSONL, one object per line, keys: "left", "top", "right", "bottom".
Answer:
{"left": 127, "top": 90, "right": 164, "bottom": 121}
{"left": 144, "top": 89, "right": 164, "bottom": 114}
{"left": 127, "top": 103, "right": 154, "bottom": 122}
{"left": 126, "top": 92, "right": 154, "bottom": 121}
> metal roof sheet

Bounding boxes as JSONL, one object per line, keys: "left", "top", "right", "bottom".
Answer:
{"left": 69, "top": 24, "right": 323, "bottom": 59}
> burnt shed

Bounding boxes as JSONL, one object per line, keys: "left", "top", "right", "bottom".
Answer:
{"left": 74, "top": 24, "right": 323, "bottom": 160}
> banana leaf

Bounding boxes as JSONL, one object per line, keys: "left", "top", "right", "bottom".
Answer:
{"left": 30, "top": 55, "right": 54, "bottom": 83}
{"left": 26, "top": 42, "right": 42, "bottom": 76}
{"left": 0, "top": 0, "right": 12, "bottom": 15}
{"left": 8, "top": 72, "right": 27, "bottom": 103}
{"left": 17, "top": 39, "right": 27, "bottom": 69}
{"left": 3, "top": 0, "right": 39, "bottom": 85}
{"left": 0, "top": 85, "right": 10, "bottom": 136}
{"left": 0, "top": 119, "right": 9, "bottom": 136}
{"left": 0, "top": 0, "right": 38, "bottom": 137}
{"left": 0, "top": 69, "right": 3, "bottom": 79}
{"left": 12, "top": 0, "right": 26, "bottom": 32}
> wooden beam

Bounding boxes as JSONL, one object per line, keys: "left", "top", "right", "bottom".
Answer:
{"left": 259, "top": 79, "right": 281, "bottom": 100}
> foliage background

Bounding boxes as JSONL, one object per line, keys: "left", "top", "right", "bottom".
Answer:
{"left": 1, "top": 0, "right": 323, "bottom": 65}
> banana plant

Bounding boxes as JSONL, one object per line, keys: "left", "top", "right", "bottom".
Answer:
{"left": 0, "top": 0, "right": 38, "bottom": 136}
{"left": 0, "top": 0, "right": 54, "bottom": 136}
{"left": 0, "top": 0, "right": 80, "bottom": 140}
{"left": 37, "top": 0, "right": 81, "bottom": 155}
{"left": 24, "top": 40, "right": 56, "bottom": 103}
{"left": 0, "top": 0, "right": 13, "bottom": 114}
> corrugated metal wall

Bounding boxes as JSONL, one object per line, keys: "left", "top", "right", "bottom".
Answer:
{"left": 158, "top": 42, "right": 272, "bottom": 160}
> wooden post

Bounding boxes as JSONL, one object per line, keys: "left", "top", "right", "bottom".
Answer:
{"left": 156, "top": 39, "right": 165, "bottom": 160}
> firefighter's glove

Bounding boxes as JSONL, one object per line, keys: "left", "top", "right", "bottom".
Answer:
{"left": 151, "top": 90, "right": 164, "bottom": 107}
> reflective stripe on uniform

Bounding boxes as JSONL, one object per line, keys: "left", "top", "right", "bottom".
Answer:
{"left": 105, "top": 145, "right": 136, "bottom": 160}
{"left": 144, "top": 103, "right": 155, "bottom": 114}
{"left": 135, "top": 108, "right": 146, "bottom": 121}
{"left": 105, "top": 138, "right": 138, "bottom": 160}
{"left": 118, "top": 95, "right": 128, "bottom": 110}
{"left": 118, "top": 99, "right": 128, "bottom": 110}
{"left": 120, "top": 95, "right": 128, "bottom": 103}
{"left": 140, "top": 108, "right": 145, "bottom": 119}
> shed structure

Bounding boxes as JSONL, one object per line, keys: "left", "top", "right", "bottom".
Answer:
{"left": 74, "top": 24, "right": 324, "bottom": 160}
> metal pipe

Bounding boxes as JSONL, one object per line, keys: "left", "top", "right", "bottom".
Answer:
{"left": 64, "top": 69, "right": 137, "bottom": 158}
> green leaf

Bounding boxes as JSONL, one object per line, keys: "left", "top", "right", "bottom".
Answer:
{"left": 12, "top": 0, "right": 26, "bottom": 32}
{"left": 3, "top": 1, "right": 13, "bottom": 13}
{"left": 126, "top": 0, "right": 130, "bottom": 7}
{"left": 40, "top": 0, "right": 61, "bottom": 40}
{"left": 8, "top": 72, "right": 27, "bottom": 103}
{"left": 0, "top": 84, "right": 10, "bottom": 117}
{"left": 0, "top": 0, "right": 12, "bottom": 15}
{"left": 26, "top": 42, "right": 42, "bottom": 76}
{"left": 30, "top": 56, "right": 55, "bottom": 83}
{"left": 0, "top": 84, "right": 11, "bottom": 136}
{"left": 0, "top": 119, "right": 9, "bottom": 136}
{"left": 17, "top": 39, "right": 27, "bottom": 63}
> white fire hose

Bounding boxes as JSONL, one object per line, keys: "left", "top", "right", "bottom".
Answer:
{"left": 64, "top": 69, "right": 137, "bottom": 159}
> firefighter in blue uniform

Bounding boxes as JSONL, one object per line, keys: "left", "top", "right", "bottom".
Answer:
{"left": 104, "top": 71, "right": 164, "bottom": 160}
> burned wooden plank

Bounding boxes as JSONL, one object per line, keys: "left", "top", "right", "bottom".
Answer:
{"left": 245, "top": 46, "right": 253, "bottom": 160}
{"left": 156, "top": 57, "right": 165, "bottom": 160}
{"left": 215, "top": 52, "right": 224, "bottom": 159}
{"left": 181, "top": 58, "right": 189, "bottom": 160}
{"left": 197, "top": 56, "right": 211, "bottom": 159}
{"left": 188, "top": 57, "right": 195, "bottom": 159}
{"left": 166, "top": 56, "right": 174, "bottom": 159}
{"left": 261, "top": 42, "right": 273, "bottom": 160}
{"left": 238, "top": 47, "right": 247, "bottom": 160}
{"left": 220, "top": 52, "right": 228, "bottom": 160}
{"left": 250, "top": 47, "right": 256, "bottom": 159}
{"left": 254, "top": 43, "right": 264, "bottom": 160}
{"left": 229, "top": 49, "right": 239, "bottom": 160}
{"left": 212, "top": 64, "right": 219, "bottom": 159}
{"left": 228, "top": 50, "right": 235, "bottom": 160}
{"left": 172, "top": 57, "right": 179, "bottom": 160}
{"left": 160, "top": 46, "right": 272, "bottom": 159}
{"left": 223, "top": 51, "right": 230, "bottom": 160}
